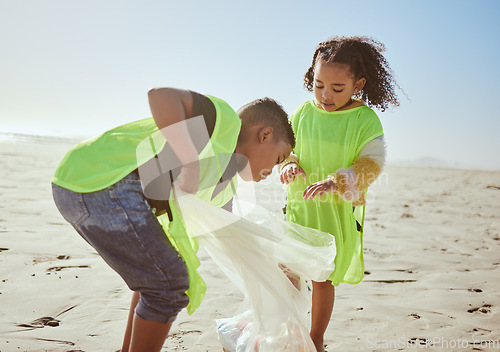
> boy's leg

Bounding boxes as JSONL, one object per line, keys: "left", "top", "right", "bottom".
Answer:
{"left": 52, "top": 176, "right": 189, "bottom": 351}
{"left": 129, "top": 315, "right": 172, "bottom": 352}
{"left": 121, "top": 292, "right": 140, "bottom": 352}
{"left": 121, "top": 292, "right": 173, "bottom": 352}
{"left": 310, "top": 280, "right": 335, "bottom": 352}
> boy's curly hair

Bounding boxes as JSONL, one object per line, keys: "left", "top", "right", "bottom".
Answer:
{"left": 304, "top": 36, "right": 400, "bottom": 111}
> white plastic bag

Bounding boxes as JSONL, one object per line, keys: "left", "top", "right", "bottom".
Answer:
{"left": 173, "top": 187, "right": 336, "bottom": 352}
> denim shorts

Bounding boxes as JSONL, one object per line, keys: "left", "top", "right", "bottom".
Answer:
{"left": 52, "top": 172, "right": 189, "bottom": 324}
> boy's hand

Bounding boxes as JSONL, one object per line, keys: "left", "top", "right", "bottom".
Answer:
{"left": 178, "top": 162, "right": 199, "bottom": 194}
{"left": 280, "top": 163, "right": 306, "bottom": 185}
{"left": 303, "top": 178, "right": 337, "bottom": 200}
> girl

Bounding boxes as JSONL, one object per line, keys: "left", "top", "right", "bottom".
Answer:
{"left": 279, "top": 36, "right": 400, "bottom": 351}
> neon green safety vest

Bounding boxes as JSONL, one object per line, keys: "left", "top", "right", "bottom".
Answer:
{"left": 287, "top": 100, "right": 383, "bottom": 286}
{"left": 53, "top": 95, "right": 241, "bottom": 313}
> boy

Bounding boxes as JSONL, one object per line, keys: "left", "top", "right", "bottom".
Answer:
{"left": 51, "top": 87, "right": 294, "bottom": 352}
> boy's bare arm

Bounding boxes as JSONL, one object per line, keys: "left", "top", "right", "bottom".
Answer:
{"left": 148, "top": 87, "right": 199, "bottom": 193}
{"left": 148, "top": 87, "right": 193, "bottom": 127}
{"left": 148, "top": 88, "right": 197, "bottom": 165}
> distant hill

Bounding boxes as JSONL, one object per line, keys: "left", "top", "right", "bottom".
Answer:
{"left": 0, "top": 132, "right": 83, "bottom": 145}
{"left": 388, "top": 157, "right": 498, "bottom": 171}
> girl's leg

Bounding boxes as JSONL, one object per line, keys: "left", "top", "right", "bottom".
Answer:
{"left": 310, "top": 280, "right": 335, "bottom": 352}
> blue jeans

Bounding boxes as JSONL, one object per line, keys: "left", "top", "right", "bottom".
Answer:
{"left": 51, "top": 172, "right": 189, "bottom": 324}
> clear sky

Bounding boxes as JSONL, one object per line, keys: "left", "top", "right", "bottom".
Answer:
{"left": 1, "top": 0, "right": 499, "bottom": 170}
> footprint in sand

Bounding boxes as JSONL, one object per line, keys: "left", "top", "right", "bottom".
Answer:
{"left": 401, "top": 213, "right": 414, "bottom": 218}
{"left": 17, "top": 306, "right": 77, "bottom": 330}
{"left": 33, "top": 255, "right": 71, "bottom": 264}
{"left": 468, "top": 288, "right": 483, "bottom": 293}
{"left": 468, "top": 304, "right": 492, "bottom": 314}
{"left": 17, "top": 317, "right": 60, "bottom": 328}
{"left": 46, "top": 265, "right": 90, "bottom": 272}
{"left": 394, "top": 269, "right": 415, "bottom": 274}
{"left": 364, "top": 279, "right": 417, "bottom": 284}
{"left": 475, "top": 246, "right": 489, "bottom": 251}
{"left": 469, "top": 327, "right": 492, "bottom": 333}
{"left": 486, "top": 185, "right": 500, "bottom": 190}
{"left": 408, "top": 337, "right": 430, "bottom": 347}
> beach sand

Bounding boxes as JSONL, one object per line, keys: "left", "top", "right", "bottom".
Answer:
{"left": 0, "top": 138, "right": 499, "bottom": 351}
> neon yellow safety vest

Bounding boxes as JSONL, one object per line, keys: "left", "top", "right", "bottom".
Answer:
{"left": 53, "top": 95, "right": 241, "bottom": 313}
{"left": 287, "top": 101, "right": 383, "bottom": 286}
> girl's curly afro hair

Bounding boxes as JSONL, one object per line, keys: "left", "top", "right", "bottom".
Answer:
{"left": 304, "top": 36, "right": 400, "bottom": 111}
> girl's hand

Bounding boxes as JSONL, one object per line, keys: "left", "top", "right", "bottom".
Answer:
{"left": 280, "top": 163, "right": 306, "bottom": 185}
{"left": 303, "top": 178, "right": 337, "bottom": 199}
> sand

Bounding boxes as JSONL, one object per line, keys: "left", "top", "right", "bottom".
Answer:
{"left": 0, "top": 138, "right": 499, "bottom": 351}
